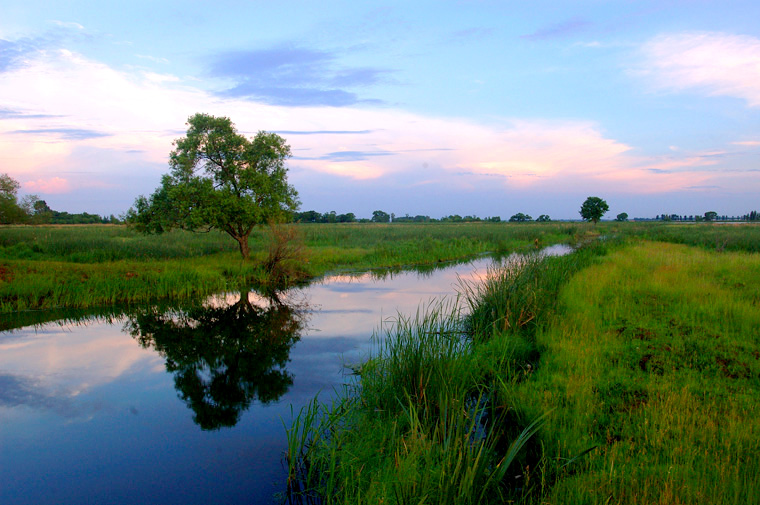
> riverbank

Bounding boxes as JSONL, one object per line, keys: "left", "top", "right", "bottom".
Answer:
{"left": 285, "top": 236, "right": 759, "bottom": 504}
{"left": 0, "top": 222, "right": 582, "bottom": 312}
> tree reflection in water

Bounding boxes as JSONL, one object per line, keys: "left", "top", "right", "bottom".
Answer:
{"left": 126, "top": 291, "right": 307, "bottom": 430}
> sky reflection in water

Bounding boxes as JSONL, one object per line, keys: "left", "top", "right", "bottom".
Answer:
{"left": 0, "top": 247, "right": 569, "bottom": 504}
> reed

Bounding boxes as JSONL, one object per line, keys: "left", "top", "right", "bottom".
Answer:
{"left": 0, "top": 222, "right": 579, "bottom": 312}
{"left": 284, "top": 242, "right": 606, "bottom": 504}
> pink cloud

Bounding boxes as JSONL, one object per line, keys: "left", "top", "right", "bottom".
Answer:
{"left": 24, "top": 177, "right": 71, "bottom": 194}
{"left": 640, "top": 31, "right": 760, "bottom": 107}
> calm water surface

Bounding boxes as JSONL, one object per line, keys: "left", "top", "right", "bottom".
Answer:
{"left": 0, "top": 247, "right": 569, "bottom": 505}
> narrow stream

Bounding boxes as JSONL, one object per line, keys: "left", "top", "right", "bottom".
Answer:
{"left": 0, "top": 245, "right": 570, "bottom": 505}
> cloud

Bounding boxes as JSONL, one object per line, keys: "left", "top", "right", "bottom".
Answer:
{"left": 733, "top": 140, "right": 760, "bottom": 147}
{"left": 0, "top": 107, "right": 62, "bottom": 119}
{"left": 49, "top": 20, "right": 85, "bottom": 30}
{"left": 24, "top": 177, "right": 72, "bottom": 194}
{"left": 522, "top": 18, "right": 591, "bottom": 40}
{"left": 0, "top": 45, "right": 754, "bottom": 216}
{"left": 274, "top": 130, "right": 374, "bottom": 135}
{"left": 135, "top": 54, "right": 170, "bottom": 64}
{"left": 209, "top": 45, "right": 390, "bottom": 106}
{"left": 296, "top": 150, "right": 395, "bottom": 162}
{"left": 639, "top": 31, "right": 760, "bottom": 107}
{"left": 11, "top": 128, "right": 111, "bottom": 140}
{"left": 0, "top": 38, "right": 37, "bottom": 72}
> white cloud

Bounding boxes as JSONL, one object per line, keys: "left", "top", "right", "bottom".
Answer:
{"left": 0, "top": 46, "right": 743, "bottom": 208}
{"left": 640, "top": 31, "right": 760, "bottom": 107}
{"left": 49, "top": 20, "right": 85, "bottom": 30}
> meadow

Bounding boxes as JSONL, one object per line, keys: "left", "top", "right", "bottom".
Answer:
{"left": 0, "top": 222, "right": 579, "bottom": 312}
{"left": 285, "top": 223, "right": 760, "bottom": 504}
{"left": 1, "top": 221, "right": 757, "bottom": 503}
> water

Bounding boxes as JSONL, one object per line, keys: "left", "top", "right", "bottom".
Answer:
{"left": 0, "top": 246, "right": 570, "bottom": 505}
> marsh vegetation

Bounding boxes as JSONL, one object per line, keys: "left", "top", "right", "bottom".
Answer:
{"left": 1, "top": 221, "right": 758, "bottom": 504}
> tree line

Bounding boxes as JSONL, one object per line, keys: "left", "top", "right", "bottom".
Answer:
{"left": 0, "top": 173, "right": 121, "bottom": 225}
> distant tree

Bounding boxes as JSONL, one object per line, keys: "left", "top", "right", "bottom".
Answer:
{"left": 579, "top": 196, "right": 609, "bottom": 224}
{"left": 509, "top": 212, "right": 532, "bottom": 222}
{"left": 536, "top": 214, "right": 551, "bottom": 222}
{"left": 295, "top": 210, "right": 321, "bottom": 223}
{"left": 371, "top": 210, "right": 390, "bottom": 223}
{"left": 615, "top": 212, "right": 629, "bottom": 222}
{"left": 337, "top": 212, "right": 355, "bottom": 223}
{"left": 127, "top": 113, "right": 299, "bottom": 259}
{"left": 0, "top": 173, "right": 25, "bottom": 224}
{"left": 704, "top": 211, "right": 718, "bottom": 222}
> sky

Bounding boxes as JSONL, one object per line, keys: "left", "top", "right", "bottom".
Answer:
{"left": 1, "top": 0, "right": 759, "bottom": 220}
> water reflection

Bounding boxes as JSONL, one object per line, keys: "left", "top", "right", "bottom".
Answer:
{"left": 125, "top": 291, "right": 307, "bottom": 430}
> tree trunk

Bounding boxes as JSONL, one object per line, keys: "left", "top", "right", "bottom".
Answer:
{"left": 235, "top": 233, "right": 250, "bottom": 259}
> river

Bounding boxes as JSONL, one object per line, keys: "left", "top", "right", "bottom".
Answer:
{"left": 0, "top": 246, "right": 570, "bottom": 504}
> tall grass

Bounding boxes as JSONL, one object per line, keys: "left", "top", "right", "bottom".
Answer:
{"left": 284, "top": 243, "right": 607, "bottom": 504}
{"left": 0, "top": 222, "right": 581, "bottom": 312}
{"left": 285, "top": 236, "right": 759, "bottom": 503}
{"left": 515, "top": 242, "right": 760, "bottom": 504}
{"left": 598, "top": 221, "right": 760, "bottom": 253}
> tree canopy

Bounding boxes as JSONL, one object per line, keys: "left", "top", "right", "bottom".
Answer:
{"left": 509, "top": 212, "right": 532, "bottom": 222}
{"left": 579, "top": 196, "right": 609, "bottom": 224}
{"left": 127, "top": 113, "right": 299, "bottom": 258}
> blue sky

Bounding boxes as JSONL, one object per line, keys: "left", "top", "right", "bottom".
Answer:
{"left": 1, "top": 0, "right": 759, "bottom": 219}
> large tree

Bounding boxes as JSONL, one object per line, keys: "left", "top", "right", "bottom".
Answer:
{"left": 579, "top": 196, "right": 609, "bottom": 224}
{"left": 128, "top": 113, "right": 299, "bottom": 258}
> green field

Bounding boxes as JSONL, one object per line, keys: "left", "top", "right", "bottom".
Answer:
{"left": 0, "top": 222, "right": 580, "bottom": 312}
{"left": 285, "top": 224, "right": 760, "bottom": 504}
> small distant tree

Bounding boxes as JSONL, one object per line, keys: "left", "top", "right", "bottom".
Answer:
{"left": 615, "top": 212, "right": 628, "bottom": 222}
{"left": 509, "top": 212, "right": 532, "bottom": 222}
{"left": 536, "top": 214, "right": 551, "bottom": 222}
{"left": 371, "top": 210, "right": 390, "bottom": 223}
{"left": 127, "top": 113, "right": 299, "bottom": 259}
{"left": 579, "top": 196, "right": 609, "bottom": 224}
{"left": 704, "top": 211, "right": 718, "bottom": 222}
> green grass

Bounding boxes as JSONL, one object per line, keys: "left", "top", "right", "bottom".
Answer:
{"left": 515, "top": 242, "right": 760, "bottom": 504}
{"left": 0, "top": 222, "right": 581, "bottom": 312}
{"left": 284, "top": 242, "right": 607, "bottom": 504}
{"left": 285, "top": 236, "right": 759, "bottom": 504}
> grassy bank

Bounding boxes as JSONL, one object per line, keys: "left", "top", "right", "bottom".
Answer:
{"left": 517, "top": 241, "right": 759, "bottom": 504}
{"left": 0, "top": 222, "right": 580, "bottom": 312}
{"left": 285, "top": 238, "right": 759, "bottom": 504}
{"left": 285, "top": 242, "right": 608, "bottom": 503}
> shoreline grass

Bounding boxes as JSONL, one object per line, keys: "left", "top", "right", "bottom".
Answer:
{"left": 0, "top": 222, "right": 581, "bottom": 313}
{"left": 284, "top": 236, "right": 759, "bottom": 504}
{"left": 284, "top": 241, "right": 609, "bottom": 504}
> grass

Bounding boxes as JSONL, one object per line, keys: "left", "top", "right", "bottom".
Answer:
{"left": 0, "top": 222, "right": 581, "bottom": 312}
{"left": 284, "top": 242, "right": 607, "bottom": 504}
{"left": 514, "top": 241, "right": 760, "bottom": 504}
{"left": 284, "top": 233, "right": 759, "bottom": 504}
